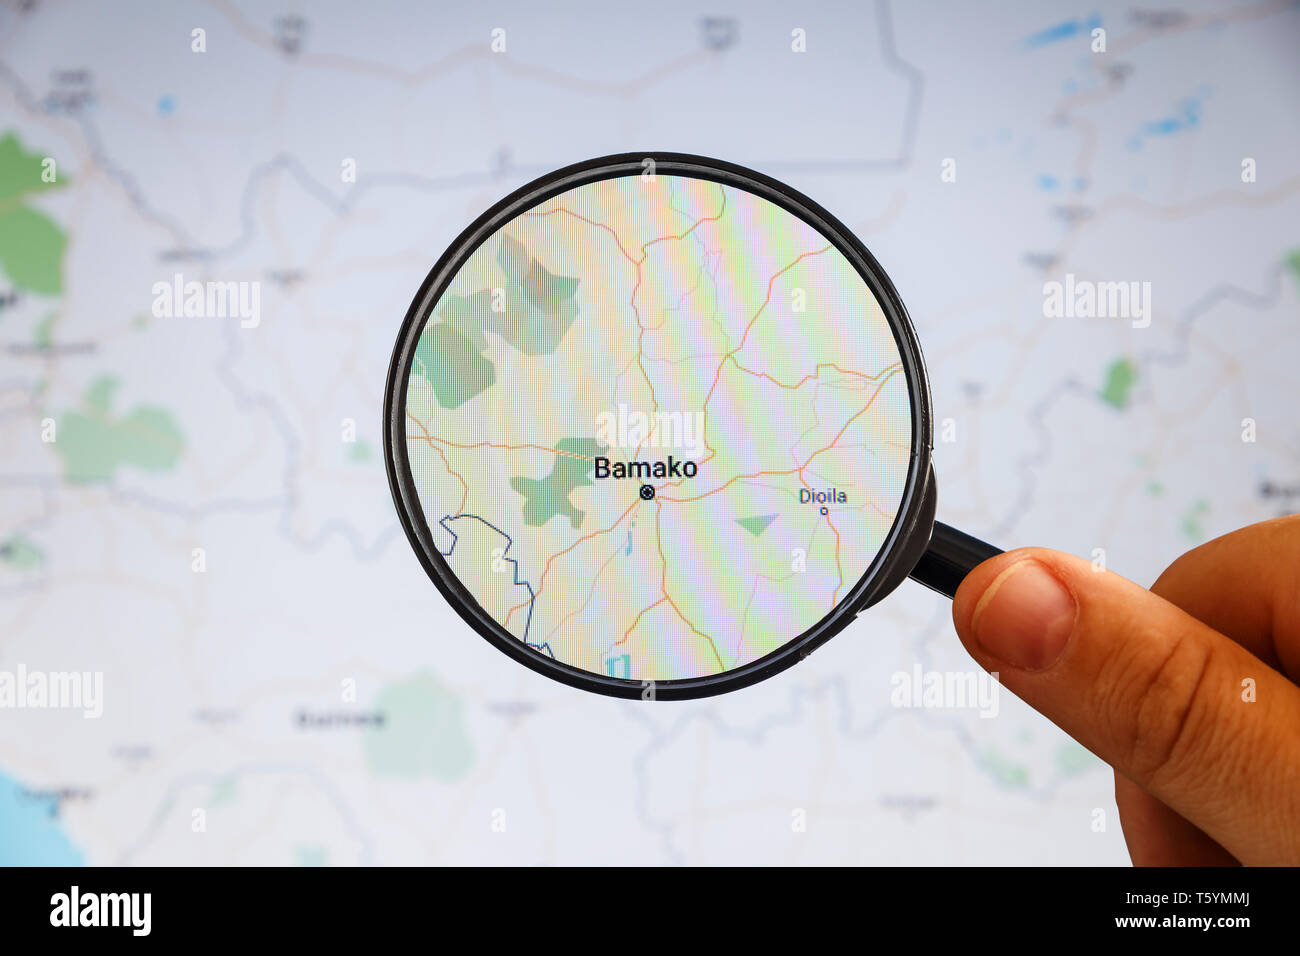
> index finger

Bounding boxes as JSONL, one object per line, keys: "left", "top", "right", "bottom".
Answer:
{"left": 1151, "top": 514, "right": 1300, "bottom": 675}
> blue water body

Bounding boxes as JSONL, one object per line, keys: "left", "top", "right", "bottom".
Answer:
{"left": 157, "top": 94, "right": 175, "bottom": 117}
{"left": 0, "top": 771, "right": 84, "bottom": 866}
{"left": 1128, "top": 97, "right": 1203, "bottom": 151}
{"left": 624, "top": 519, "right": 635, "bottom": 556}
{"left": 1038, "top": 174, "right": 1090, "bottom": 193}
{"left": 1145, "top": 99, "right": 1201, "bottom": 136}
{"left": 1022, "top": 13, "right": 1102, "bottom": 49}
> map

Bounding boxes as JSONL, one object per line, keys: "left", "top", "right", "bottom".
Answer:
{"left": 0, "top": 0, "right": 1298, "bottom": 865}
{"left": 402, "top": 173, "right": 912, "bottom": 681}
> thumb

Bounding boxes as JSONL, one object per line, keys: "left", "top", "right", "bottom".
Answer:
{"left": 952, "top": 548, "right": 1300, "bottom": 865}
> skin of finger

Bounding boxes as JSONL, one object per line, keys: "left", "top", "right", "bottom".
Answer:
{"left": 1149, "top": 514, "right": 1300, "bottom": 676}
{"left": 1108, "top": 524, "right": 1300, "bottom": 869}
{"left": 1113, "top": 770, "right": 1238, "bottom": 866}
{"left": 953, "top": 547, "right": 1300, "bottom": 864}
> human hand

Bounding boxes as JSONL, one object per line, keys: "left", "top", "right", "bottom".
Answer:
{"left": 952, "top": 515, "right": 1300, "bottom": 865}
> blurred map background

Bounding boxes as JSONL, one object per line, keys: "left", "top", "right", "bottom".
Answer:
{"left": 0, "top": 0, "right": 1297, "bottom": 865}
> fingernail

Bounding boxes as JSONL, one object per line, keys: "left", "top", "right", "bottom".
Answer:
{"left": 970, "top": 559, "right": 1076, "bottom": 670}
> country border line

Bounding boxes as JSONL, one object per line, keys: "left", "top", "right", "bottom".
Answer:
{"left": 435, "top": 512, "right": 552, "bottom": 658}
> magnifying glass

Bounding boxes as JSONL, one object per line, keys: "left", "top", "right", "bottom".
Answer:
{"left": 385, "top": 153, "right": 1003, "bottom": 700}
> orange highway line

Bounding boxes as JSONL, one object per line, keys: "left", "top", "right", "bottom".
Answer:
{"left": 655, "top": 366, "right": 902, "bottom": 505}
{"left": 650, "top": 244, "right": 836, "bottom": 496}
{"left": 407, "top": 431, "right": 597, "bottom": 464}
{"left": 630, "top": 185, "right": 726, "bottom": 458}
{"left": 654, "top": 500, "right": 725, "bottom": 670}
{"left": 800, "top": 368, "right": 903, "bottom": 470}
{"left": 613, "top": 596, "right": 670, "bottom": 649}
{"left": 728, "top": 359, "right": 902, "bottom": 391}
{"left": 545, "top": 539, "right": 627, "bottom": 647}
{"left": 503, "top": 499, "right": 640, "bottom": 627}
{"left": 520, "top": 207, "right": 640, "bottom": 265}
{"left": 824, "top": 511, "right": 844, "bottom": 604}
{"left": 657, "top": 466, "right": 806, "bottom": 504}
{"left": 405, "top": 412, "right": 470, "bottom": 513}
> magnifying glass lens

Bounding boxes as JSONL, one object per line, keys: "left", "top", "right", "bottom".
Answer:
{"left": 396, "top": 164, "right": 918, "bottom": 688}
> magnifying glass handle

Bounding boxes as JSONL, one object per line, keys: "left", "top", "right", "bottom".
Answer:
{"left": 908, "top": 521, "right": 1003, "bottom": 599}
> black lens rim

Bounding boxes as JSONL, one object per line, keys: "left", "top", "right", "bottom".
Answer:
{"left": 384, "top": 152, "right": 934, "bottom": 701}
